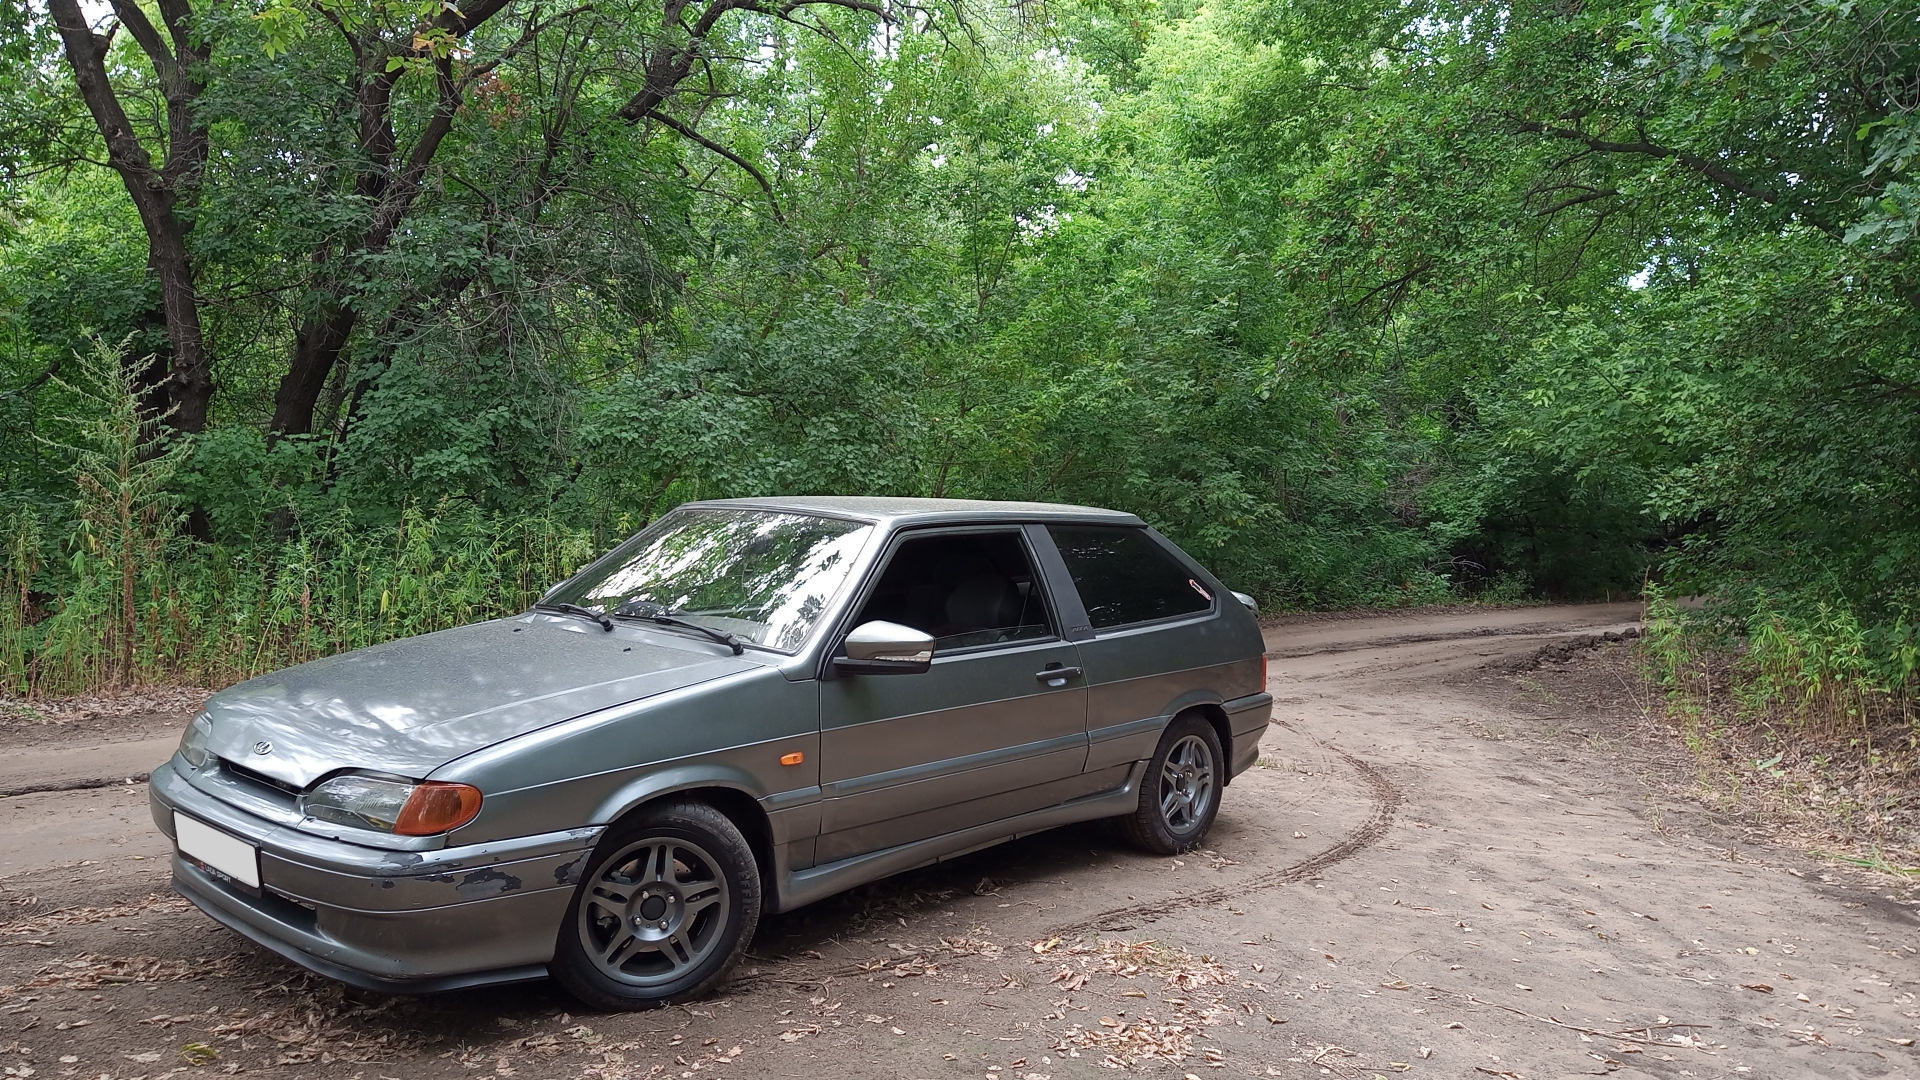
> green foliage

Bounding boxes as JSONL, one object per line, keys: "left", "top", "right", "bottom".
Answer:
{"left": 2, "top": 499, "right": 598, "bottom": 696}
{"left": 4, "top": 0, "right": 1918, "bottom": 703}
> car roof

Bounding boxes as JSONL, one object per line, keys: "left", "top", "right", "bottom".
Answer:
{"left": 684, "top": 495, "right": 1145, "bottom": 528}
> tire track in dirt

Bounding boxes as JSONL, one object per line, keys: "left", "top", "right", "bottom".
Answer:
{"left": 1046, "top": 732, "right": 1402, "bottom": 936}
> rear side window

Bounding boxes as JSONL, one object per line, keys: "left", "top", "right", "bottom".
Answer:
{"left": 1050, "top": 527, "right": 1213, "bottom": 629}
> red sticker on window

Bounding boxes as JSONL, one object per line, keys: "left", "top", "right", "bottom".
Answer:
{"left": 1189, "top": 579, "right": 1212, "bottom": 601}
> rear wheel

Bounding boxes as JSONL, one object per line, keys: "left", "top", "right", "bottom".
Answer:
{"left": 551, "top": 801, "right": 760, "bottom": 1010}
{"left": 1118, "top": 715, "right": 1223, "bottom": 855}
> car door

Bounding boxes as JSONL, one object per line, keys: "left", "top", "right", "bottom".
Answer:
{"left": 815, "top": 526, "right": 1089, "bottom": 863}
{"left": 1042, "top": 524, "right": 1238, "bottom": 777}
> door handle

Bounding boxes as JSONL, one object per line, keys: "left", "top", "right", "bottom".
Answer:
{"left": 1035, "top": 665, "right": 1082, "bottom": 684}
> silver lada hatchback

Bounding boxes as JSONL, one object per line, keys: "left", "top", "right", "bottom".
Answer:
{"left": 150, "top": 497, "right": 1272, "bottom": 1009}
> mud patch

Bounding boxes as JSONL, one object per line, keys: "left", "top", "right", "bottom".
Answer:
{"left": 1497, "top": 627, "right": 1642, "bottom": 671}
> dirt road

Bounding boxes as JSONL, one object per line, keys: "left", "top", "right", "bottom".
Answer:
{"left": 2, "top": 603, "right": 1915, "bottom": 1080}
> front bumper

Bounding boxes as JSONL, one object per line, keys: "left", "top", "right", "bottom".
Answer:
{"left": 150, "top": 760, "right": 600, "bottom": 993}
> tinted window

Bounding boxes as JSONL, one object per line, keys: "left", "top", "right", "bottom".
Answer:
{"left": 855, "top": 532, "right": 1053, "bottom": 651}
{"left": 1051, "top": 527, "right": 1213, "bottom": 629}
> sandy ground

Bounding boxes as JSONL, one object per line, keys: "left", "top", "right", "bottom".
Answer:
{"left": 1, "top": 602, "right": 1917, "bottom": 1080}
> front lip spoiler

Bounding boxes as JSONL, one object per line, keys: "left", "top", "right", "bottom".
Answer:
{"left": 172, "top": 867, "right": 550, "bottom": 995}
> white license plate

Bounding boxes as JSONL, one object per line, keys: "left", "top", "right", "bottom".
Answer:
{"left": 175, "top": 813, "right": 260, "bottom": 889}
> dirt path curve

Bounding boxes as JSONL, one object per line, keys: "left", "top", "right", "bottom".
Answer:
{"left": 1, "top": 603, "right": 1915, "bottom": 1080}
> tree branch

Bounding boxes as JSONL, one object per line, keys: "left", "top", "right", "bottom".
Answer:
{"left": 644, "top": 108, "right": 784, "bottom": 221}
{"left": 1510, "top": 119, "right": 1840, "bottom": 237}
{"left": 457, "top": 4, "right": 596, "bottom": 96}
{"left": 106, "top": 0, "right": 175, "bottom": 77}
{"left": 0, "top": 357, "right": 63, "bottom": 401}
{"left": 1533, "top": 187, "right": 1619, "bottom": 216}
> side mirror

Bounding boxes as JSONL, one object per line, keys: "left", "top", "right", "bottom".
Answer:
{"left": 1232, "top": 591, "right": 1258, "bottom": 614}
{"left": 832, "top": 620, "right": 935, "bottom": 675}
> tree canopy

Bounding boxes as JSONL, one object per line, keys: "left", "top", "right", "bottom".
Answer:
{"left": 3, "top": 0, "right": 1917, "bottom": 691}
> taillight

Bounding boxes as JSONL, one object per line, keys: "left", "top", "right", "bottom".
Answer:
{"left": 394, "top": 782, "right": 484, "bottom": 835}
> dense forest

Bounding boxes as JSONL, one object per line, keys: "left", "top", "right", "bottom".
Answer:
{"left": 0, "top": 0, "right": 1916, "bottom": 706}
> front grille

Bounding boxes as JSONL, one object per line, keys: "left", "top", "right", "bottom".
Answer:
{"left": 220, "top": 758, "right": 303, "bottom": 797}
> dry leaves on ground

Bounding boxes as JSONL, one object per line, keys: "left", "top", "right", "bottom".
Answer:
{"left": 209, "top": 1003, "right": 422, "bottom": 1065}
{"left": 1, "top": 894, "right": 191, "bottom": 935}
{"left": 858, "top": 935, "right": 1005, "bottom": 977}
{"left": 1049, "top": 938, "right": 1235, "bottom": 992}
{"left": 11, "top": 953, "right": 236, "bottom": 993}
{"left": 1040, "top": 939, "right": 1237, "bottom": 1067}
{"left": 0, "top": 687, "right": 211, "bottom": 727}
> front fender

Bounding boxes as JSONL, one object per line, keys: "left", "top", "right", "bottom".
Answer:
{"left": 588, "top": 763, "right": 766, "bottom": 827}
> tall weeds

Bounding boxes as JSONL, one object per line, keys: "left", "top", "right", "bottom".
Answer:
{"left": 1, "top": 503, "right": 599, "bottom": 697}
{"left": 1641, "top": 585, "right": 1920, "bottom": 854}
{"left": 1, "top": 343, "right": 601, "bottom": 698}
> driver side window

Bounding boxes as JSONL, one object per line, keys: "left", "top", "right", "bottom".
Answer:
{"left": 854, "top": 532, "right": 1054, "bottom": 652}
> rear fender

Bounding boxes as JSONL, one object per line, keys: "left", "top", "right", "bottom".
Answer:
{"left": 1087, "top": 689, "right": 1226, "bottom": 773}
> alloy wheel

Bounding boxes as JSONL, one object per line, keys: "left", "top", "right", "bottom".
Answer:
{"left": 577, "top": 838, "right": 731, "bottom": 987}
{"left": 1158, "top": 733, "right": 1216, "bottom": 833}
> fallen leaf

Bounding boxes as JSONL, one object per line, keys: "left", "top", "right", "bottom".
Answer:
{"left": 1741, "top": 984, "right": 1773, "bottom": 993}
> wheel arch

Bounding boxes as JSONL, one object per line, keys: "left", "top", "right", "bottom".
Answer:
{"left": 1173, "top": 702, "right": 1233, "bottom": 785}
{"left": 590, "top": 772, "right": 777, "bottom": 907}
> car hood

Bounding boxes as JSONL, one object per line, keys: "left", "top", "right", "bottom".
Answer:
{"left": 198, "top": 617, "right": 759, "bottom": 788}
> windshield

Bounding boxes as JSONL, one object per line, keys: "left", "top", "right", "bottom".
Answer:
{"left": 541, "top": 509, "right": 872, "bottom": 653}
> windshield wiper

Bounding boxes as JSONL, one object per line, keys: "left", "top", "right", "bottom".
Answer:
{"left": 610, "top": 601, "right": 744, "bottom": 655}
{"left": 538, "top": 602, "right": 613, "bottom": 631}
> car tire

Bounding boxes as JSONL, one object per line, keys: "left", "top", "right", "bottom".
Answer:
{"left": 551, "top": 800, "right": 761, "bottom": 1010}
{"left": 1118, "top": 714, "right": 1224, "bottom": 855}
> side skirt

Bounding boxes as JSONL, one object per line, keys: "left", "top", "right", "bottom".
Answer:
{"left": 769, "top": 760, "right": 1150, "bottom": 914}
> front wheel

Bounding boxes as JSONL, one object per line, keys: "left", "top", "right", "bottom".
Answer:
{"left": 551, "top": 801, "right": 761, "bottom": 1010}
{"left": 1118, "top": 715, "right": 1224, "bottom": 855}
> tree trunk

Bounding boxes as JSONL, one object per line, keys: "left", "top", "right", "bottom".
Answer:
{"left": 150, "top": 227, "right": 212, "bottom": 431}
{"left": 272, "top": 304, "right": 358, "bottom": 437}
{"left": 48, "top": 0, "right": 214, "bottom": 434}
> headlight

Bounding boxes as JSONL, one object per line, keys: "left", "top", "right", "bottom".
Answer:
{"left": 178, "top": 714, "right": 214, "bottom": 770}
{"left": 300, "top": 774, "right": 483, "bottom": 836}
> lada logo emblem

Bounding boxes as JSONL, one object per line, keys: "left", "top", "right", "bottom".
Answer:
{"left": 251, "top": 740, "right": 273, "bottom": 756}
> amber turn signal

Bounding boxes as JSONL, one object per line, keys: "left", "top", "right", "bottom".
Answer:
{"left": 780, "top": 751, "right": 805, "bottom": 766}
{"left": 394, "top": 781, "right": 484, "bottom": 835}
